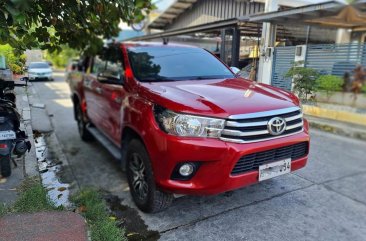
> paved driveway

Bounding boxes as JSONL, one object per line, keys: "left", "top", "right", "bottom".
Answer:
{"left": 32, "top": 73, "right": 366, "bottom": 241}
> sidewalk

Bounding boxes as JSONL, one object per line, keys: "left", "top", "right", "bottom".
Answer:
{"left": 0, "top": 82, "right": 88, "bottom": 241}
{"left": 0, "top": 85, "right": 36, "bottom": 204}
{"left": 0, "top": 211, "right": 88, "bottom": 241}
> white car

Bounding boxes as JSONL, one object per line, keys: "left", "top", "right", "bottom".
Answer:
{"left": 27, "top": 62, "right": 53, "bottom": 81}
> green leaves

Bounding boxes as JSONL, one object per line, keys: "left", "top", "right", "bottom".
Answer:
{"left": 315, "top": 75, "right": 344, "bottom": 97}
{"left": 0, "top": 0, "right": 154, "bottom": 54}
{"left": 285, "top": 63, "right": 320, "bottom": 101}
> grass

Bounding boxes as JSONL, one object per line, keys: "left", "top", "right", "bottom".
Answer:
{"left": 0, "top": 203, "right": 7, "bottom": 217}
{"left": 0, "top": 177, "right": 59, "bottom": 217}
{"left": 71, "top": 188, "right": 125, "bottom": 241}
{"left": 1, "top": 179, "right": 124, "bottom": 241}
{"left": 12, "top": 177, "right": 60, "bottom": 213}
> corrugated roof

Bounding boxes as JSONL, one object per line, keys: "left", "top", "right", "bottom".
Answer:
{"left": 148, "top": 0, "right": 337, "bottom": 30}
{"left": 248, "top": 1, "right": 366, "bottom": 25}
{"left": 149, "top": 0, "right": 198, "bottom": 29}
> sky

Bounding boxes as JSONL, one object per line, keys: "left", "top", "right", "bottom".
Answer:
{"left": 154, "top": 0, "right": 175, "bottom": 12}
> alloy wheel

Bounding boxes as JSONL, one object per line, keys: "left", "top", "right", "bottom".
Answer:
{"left": 129, "top": 153, "right": 148, "bottom": 201}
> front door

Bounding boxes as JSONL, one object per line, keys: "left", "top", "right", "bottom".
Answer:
{"left": 97, "top": 45, "right": 126, "bottom": 146}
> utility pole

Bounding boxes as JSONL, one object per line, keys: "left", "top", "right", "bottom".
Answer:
{"left": 257, "top": 0, "right": 278, "bottom": 84}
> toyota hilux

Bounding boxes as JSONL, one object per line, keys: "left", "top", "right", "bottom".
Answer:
{"left": 67, "top": 42, "right": 309, "bottom": 213}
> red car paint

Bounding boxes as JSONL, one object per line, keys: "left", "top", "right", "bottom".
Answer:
{"left": 67, "top": 42, "right": 309, "bottom": 196}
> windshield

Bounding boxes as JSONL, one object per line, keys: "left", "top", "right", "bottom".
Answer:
{"left": 127, "top": 46, "right": 234, "bottom": 82}
{"left": 29, "top": 62, "right": 50, "bottom": 69}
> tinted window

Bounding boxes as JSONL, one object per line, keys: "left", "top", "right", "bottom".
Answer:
{"left": 92, "top": 45, "right": 124, "bottom": 83}
{"left": 104, "top": 46, "right": 124, "bottom": 81}
{"left": 92, "top": 56, "right": 106, "bottom": 74}
{"left": 127, "top": 46, "right": 234, "bottom": 82}
{"left": 29, "top": 62, "right": 50, "bottom": 69}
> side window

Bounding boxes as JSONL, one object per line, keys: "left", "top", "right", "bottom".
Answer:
{"left": 92, "top": 56, "right": 106, "bottom": 74}
{"left": 103, "top": 46, "right": 125, "bottom": 83}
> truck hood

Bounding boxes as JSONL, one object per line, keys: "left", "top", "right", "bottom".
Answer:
{"left": 139, "top": 78, "right": 300, "bottom": 118}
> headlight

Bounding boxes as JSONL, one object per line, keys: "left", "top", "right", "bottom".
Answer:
{"left": 154, "top": 106, "right": 225, "bottom": 138}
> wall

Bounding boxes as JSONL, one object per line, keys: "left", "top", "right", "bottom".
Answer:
{"left": 315, "top": 91, "right": 366, "bottom": 109}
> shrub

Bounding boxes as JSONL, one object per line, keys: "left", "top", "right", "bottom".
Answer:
{"left": 362, "top": 84, "right": 366, "bottom": 94}
{"left": 285, "top": 63, "right": 319, "bottom": 101}
{"left": 316, "top": 75, "right": 344, "bottom": 97}
{"left": 8, "top": 63, "right": 22, "bottom": 74}
{"left": 0, "top": 45, "right": 26, "bottom": 74}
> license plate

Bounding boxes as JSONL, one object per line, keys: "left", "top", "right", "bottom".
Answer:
{"left": 0, "top": 131, "right": 16, "bottom": 140}
{"left": 259, "top": 158, "right": 291, "bottom": 181}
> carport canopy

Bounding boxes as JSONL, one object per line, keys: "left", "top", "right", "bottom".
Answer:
{"left": 247, "top": 0, "right": 366, "bottom": 29}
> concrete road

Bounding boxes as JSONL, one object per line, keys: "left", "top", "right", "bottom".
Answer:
{"left": 32, "top": 73, "right": 366, "bottom": 241}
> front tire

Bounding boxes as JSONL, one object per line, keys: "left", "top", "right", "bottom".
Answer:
{"left": 126, "top": 139, "right": 173, "bottom": 213}
{"left": 75, "top": 104, "right": 94, "bottom": 142}
{"left": 0, "top": 155, "right": 11, "bottom": 177}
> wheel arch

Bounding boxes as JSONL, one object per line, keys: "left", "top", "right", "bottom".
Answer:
{"left": 72, "top": 92, "right": 81, "bottom": 120}
{"left": 120, "top": 126, "right": 145, "bottom": 171}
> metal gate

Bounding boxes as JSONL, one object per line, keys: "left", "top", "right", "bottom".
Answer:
{"left": 271, "top": 46, "right": 296, "bottom": 91}
{"left": 305, "top": 43, "right": 366, "bottom": 76}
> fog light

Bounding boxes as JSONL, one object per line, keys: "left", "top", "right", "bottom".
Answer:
{"left": 179, "top": 163, "right": 195, "bottom": 177}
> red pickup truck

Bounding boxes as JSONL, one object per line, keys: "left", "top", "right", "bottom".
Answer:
{"left": 67, "top": 42, "right": 309, "bottom": 213}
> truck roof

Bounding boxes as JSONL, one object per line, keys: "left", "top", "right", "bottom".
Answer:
{"left": 121, "top": 41, "right": 199, "bottom": 49}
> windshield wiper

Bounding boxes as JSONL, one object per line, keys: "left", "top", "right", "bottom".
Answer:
{"left": 140, "top": 76, "right": 179, "bottom": 82}
{"left": 185, "top": 76, "right": 225, "bottom": 80}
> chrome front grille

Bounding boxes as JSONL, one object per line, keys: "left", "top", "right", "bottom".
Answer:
{"left": 220, "top": 107, "right": 303, "bottom": 143}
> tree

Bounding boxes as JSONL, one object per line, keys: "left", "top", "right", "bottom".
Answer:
{"left": 0, "top": 0, "right": 154, "bottom": 54}
{"left": 44, "top": 45, "right": 79, "bottom": 68}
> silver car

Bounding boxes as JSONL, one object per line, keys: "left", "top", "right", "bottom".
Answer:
{"left": 27, "top": 62, "right": 53, "bottom": 81}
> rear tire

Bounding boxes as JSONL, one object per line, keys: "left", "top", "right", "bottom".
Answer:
{"left": 0, "top": 155, "right": 11, "bottom": 177}
{"left": 126, "top": 139, "right": 173, "bottom": 213}
{"left": 75, "top": 104, "right": 94, "bottom": 142}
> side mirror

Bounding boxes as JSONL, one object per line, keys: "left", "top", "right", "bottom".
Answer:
{"left": 20, "top": 77, "right": 29, "bottom": 86}
{"left": 23, "top": 66, "right": 28, "bottom": 71}
{"left": 230, "top": 67, "right": 240, "bottom": 75}
{"left": 71, "top": 64, "right": 77, "bottom": 71}
{"left": 97, "top": 73, "right": 123, "bottom": 85}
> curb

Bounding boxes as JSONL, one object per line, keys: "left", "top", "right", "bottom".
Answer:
{"left": 24, "top": 82, "right": 80, "bottom": 204}
{"left": 306, "top": 115, "right": 366, "bottom": 142}
{"left": 23, "top": 77, "right": 89, "bottom": 240}
{"left": 15, "top": 85, "right": 38, "bottom": 178}
{"left": 303, "top": 105, "right": 366, "bottom": 127}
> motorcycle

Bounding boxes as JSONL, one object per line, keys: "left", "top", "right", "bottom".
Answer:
{"left": 0, "top": 77, "right": 31, "bottom": 178}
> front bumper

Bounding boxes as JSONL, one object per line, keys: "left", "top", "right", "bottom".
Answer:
{"left": 28, "top": 73, "right": 53, "bottom": 80}
{"left": 148, "top": 119, "right": 310, "bottom": 196}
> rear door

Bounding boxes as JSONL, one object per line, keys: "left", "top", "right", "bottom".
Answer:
{"left": 83, "top": 56, "right": 106, "bottom": 130}
{"left": 98, "top": 45, "right": 126, "bottom": 146}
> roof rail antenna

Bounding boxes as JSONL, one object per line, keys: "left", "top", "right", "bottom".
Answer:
{"left": 163, "top": 37, "right": 169, "bottom": 45}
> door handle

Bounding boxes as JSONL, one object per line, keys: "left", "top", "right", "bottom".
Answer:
{"left": 114, "top": 97, "right": 122, "bottom": 104}
{"left": 95, "top": 87, "right": 103, "bottom": 94}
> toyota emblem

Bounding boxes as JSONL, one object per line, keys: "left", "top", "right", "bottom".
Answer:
{"left": 267, "top": 117, "right": 286, "bottom": 136}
